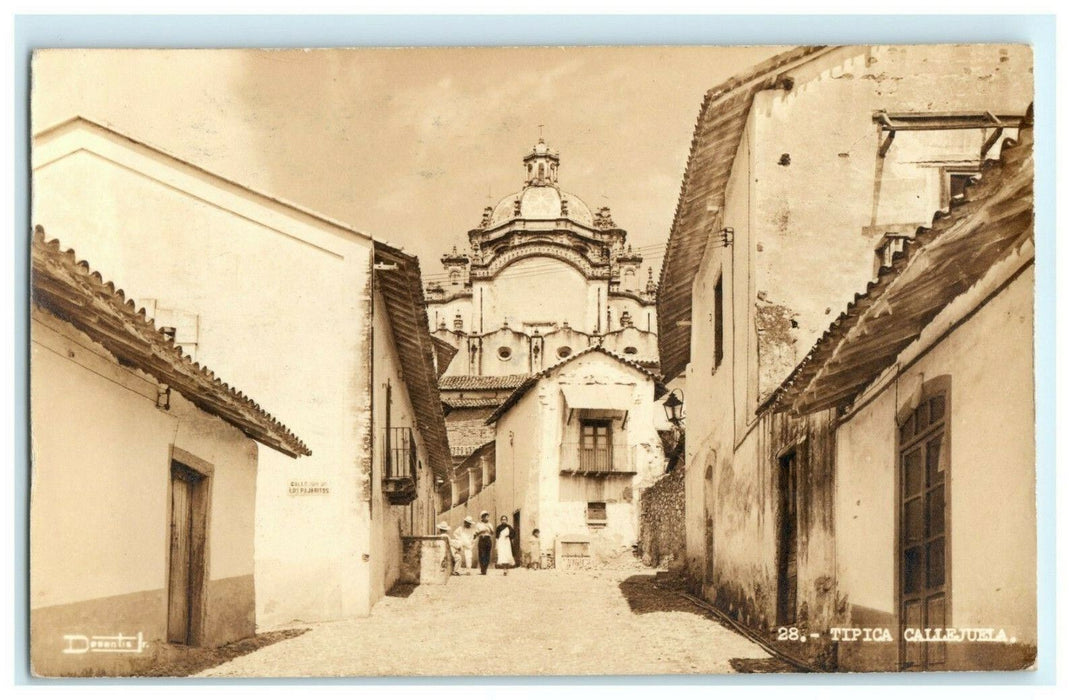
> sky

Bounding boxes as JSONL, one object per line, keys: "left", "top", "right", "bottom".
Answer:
{"left": 31, "top": 46, "right": 787, "bottom": 280}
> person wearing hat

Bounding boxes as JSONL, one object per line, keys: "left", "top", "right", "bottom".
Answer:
{"left": 474, "top": 511, "right": 496, "bottom": 575}
{"left": 452, "top": 516, "right": 476, "bottom": 574}
{"left": 436, "top": 521, "right": 459, "bottom": 576}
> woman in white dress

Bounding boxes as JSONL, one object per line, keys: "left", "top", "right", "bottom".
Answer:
{"left": 495, "top": 515, "right": 516, "bottom": 575}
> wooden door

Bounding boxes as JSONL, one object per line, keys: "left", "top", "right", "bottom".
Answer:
{"left": 776, "top": 451, "right": 798, "bottom": 626}
{"left": 899, "top": 395, "right": 948, "bottom": 670}
{"left": 167, "top": 462, "right": 207, "bottom": 645}
{"left": 512, "top": 510, "right": 522, "bottom": 566}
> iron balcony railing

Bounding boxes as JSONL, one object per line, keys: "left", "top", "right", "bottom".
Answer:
{"left": 559, "top": 441, "right": 635, "bottom": 474}
{"left": 386, "top": 426, "right": 418, "bottom": 481}
{"left": 382, "top": 427, "right": 418, "bottom": 506}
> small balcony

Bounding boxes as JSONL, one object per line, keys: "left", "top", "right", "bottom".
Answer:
{"left": 559, "top": 442, "right": 635, "bottom": 475}
{"left": 383, "top": 427, "right": 418, "bottom": 505}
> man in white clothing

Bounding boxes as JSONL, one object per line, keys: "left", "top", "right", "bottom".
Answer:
{"left": 451, "top": 516, "right": 476, "bottom": 574}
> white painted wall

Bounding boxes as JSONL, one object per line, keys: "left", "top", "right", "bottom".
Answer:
{"left": 32, "top": 121, "right": 376, "bottom": 627}
{"left": 30, "top": 311, "right": 256, "bottom": 612}
{"left": 835, "top": 264, "right": 1035, "bottom": 646}
{"left": 749, "top": 44, "right": 1032, "bottom": 398}
{"left": 680, "top": 43, "right": 1033, "bottom": 603}
{"left": 492, "top": 352, "right": 665, "bottom": 560}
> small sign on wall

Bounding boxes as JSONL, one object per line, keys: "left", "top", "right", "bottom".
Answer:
{"left": 289, "top": 480, "right": 330, "bottom": 496}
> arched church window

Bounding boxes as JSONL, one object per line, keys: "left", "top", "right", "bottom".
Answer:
{"left": 538, "top": 163, "right": 546, "bottom": 181}
{"left": 449, "top": 270, "right": 460, "bottom": 285}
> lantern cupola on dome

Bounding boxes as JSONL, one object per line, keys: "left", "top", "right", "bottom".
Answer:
{"left": 523, "top": 138, "right": 559, "bottom": 185}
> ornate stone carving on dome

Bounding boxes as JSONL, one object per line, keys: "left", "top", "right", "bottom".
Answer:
{"left": 480, "top": 206, "right": 493, "bottom": 228}
{"left": 513, "top": 199, "right": 522, "bottom": 217}
{"left": 646, "top": 267, "right": 657, "bottom": 295}
{"left": 560, "top": 198, "right": 569, "bottom": 217}
{"left": 472, "top": 242, "right": 610, "bottom": 281}
{"left": 593, "top": 206, "right": 616, "bottom": 230}
{"left": 453, "top": 312, "right": 464, "bottom": 332}
{"left": 620, "top": 311, "right": 634, "bottom": 328}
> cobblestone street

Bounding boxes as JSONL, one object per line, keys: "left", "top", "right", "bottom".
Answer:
{"left": 196, "top": 569, "right": 776, "bottom": 677}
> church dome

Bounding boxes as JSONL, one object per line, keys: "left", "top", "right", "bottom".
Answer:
{"left": 488, "top": 185, "right": 593, "bottom": 227}
{"left": 482, "top": 139, "right": 601, "bottom": 229}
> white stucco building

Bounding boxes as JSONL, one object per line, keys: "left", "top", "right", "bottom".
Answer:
{"left": 450, "top": 347, "right": 666, "bottom": 565}
{"left": 656, "top": 45, "right": 1035, "bottom": 670}
{"left": 31, "top": 117, "right": 452, "bottom": 628}
{"left": 773, "top": 125, "right": 1036, "bottom": 671}
{"left": 30, "top": 230, "right": 309, "bottom": 676}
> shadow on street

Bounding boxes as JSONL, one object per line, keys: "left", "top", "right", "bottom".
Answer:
{"left": 618, "top": 573, "right": 710, "bottom": 618}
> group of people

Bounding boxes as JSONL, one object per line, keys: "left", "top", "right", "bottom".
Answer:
{"left": 435, "top": 511, "right": 541, "bottom": 576}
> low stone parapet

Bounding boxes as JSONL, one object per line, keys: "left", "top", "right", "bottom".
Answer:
{"left": 400, "top": 536, "right": 452, "bottom": 585}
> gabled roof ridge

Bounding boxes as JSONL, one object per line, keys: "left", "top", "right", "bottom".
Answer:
{"left": 534, "top": 343, "right": 658, "bottom": 381}
{"left": 34, "top": 115, "right": 374, "bottom": 243}
{"left": 484, "top": 345, "right": 656, "bottom": 426}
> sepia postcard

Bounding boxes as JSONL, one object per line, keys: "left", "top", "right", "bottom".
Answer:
{"left": 27, "top": 44, "right": 1038, "bottom": 677}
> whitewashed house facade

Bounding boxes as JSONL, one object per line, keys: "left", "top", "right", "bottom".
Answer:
{"left": 656, "top": 45, "right": 1034, "bottom": 669}
{"left": 30, "top": 231, "right": 309, "bottom": 676}
{"left": 31, "top": 117, "right": 451, "bottom": 628}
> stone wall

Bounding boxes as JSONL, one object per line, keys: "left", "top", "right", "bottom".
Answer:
{"left": 445, "top": 408, "right": 495, "bottom": 458}
{"left": 638, "top": 464, "right": 686, "bottom": 570}
{"left": 399, "top": 536, "right": 452, "bottom": 585}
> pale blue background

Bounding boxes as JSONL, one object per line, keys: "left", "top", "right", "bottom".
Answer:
{"left": 12, "top": 13, "right": 1057, "bottom": 686}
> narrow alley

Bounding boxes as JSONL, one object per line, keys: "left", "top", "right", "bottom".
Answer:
{"left": 196, "top": 569, "right": 780, "bottom": 677}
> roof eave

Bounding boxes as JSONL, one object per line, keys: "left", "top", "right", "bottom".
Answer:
{"left": 31, "top": 228, "right": 311, "bottom": 458}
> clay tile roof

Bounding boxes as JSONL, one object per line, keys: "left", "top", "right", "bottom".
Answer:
{"left": 438, "top": 374, "right": 532, "bottom": 391}
{"left": 442, "top": 396, "right": 504, "bottom": 410}
{"left": 374, "top": 241, "right": 454, "bottom": 480}
{"left": 657, "top": 46, "right": 835, "bottom": 381}
{"left": 766, "top": 109, "right": 1034, "bottom": 416}
{"left": 485, "top": 345, "right": 658, "bottom": 425}
{"left": 30, "top": 228, "right": 311, "bottom": 458}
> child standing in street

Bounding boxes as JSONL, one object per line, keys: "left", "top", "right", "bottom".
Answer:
{"left": 528, "top": 528, "right": 542, "bottom": 570}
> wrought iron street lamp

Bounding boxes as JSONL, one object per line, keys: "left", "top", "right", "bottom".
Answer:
{"left": 662, "top": 388, "right": 685, "bottom": 427}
